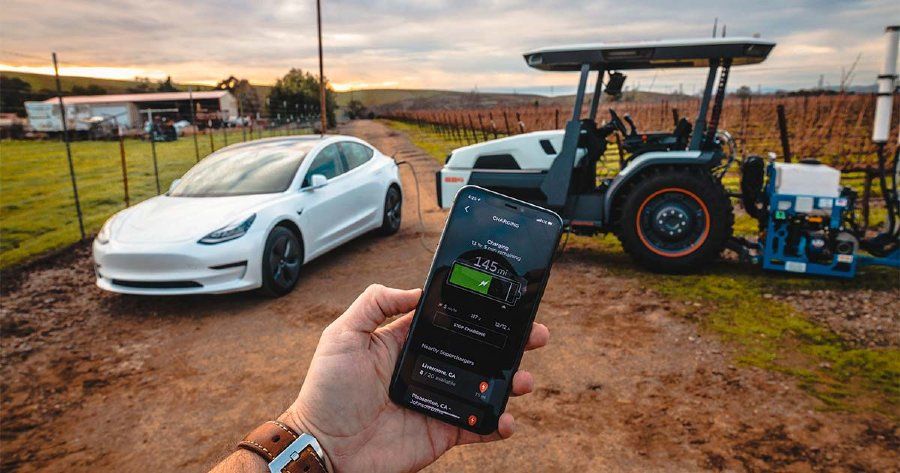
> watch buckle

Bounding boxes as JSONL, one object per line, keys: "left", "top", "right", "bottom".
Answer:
{"left": 268, "top": 433, "right": 324, "bottom": 473}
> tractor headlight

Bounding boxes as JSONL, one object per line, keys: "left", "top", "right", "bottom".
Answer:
{"left": 198, "top": 214, "right": 256, "bottom": 245}
{"left": 96, "top": 216, "right": 116, "bottom": 244}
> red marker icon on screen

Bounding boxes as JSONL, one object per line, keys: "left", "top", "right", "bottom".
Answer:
{"left": 478, "top": 381, "right": 489, "bottom": 393}
{"left": 467, "top": 415, "right": 478, "bottom": 426}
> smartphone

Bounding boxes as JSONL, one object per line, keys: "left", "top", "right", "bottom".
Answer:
{"left": 389, "top": 185, "right": 563, "bottom": 434}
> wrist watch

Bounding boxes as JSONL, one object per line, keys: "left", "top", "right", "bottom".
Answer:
{"left": 238, "top": 420, "right": 328, "bottom": 473}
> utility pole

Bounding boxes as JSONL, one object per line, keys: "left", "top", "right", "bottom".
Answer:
{"left": 316, "top": 0, "right": 327, "bottom": 135}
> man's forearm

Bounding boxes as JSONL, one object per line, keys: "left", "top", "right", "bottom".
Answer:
{"left": 210, "top": 449, "right": 268, "bottom": 473}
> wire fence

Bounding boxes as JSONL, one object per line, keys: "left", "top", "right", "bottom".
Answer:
{"left": 0, "top": 120, "right": 315, "bottom": 268}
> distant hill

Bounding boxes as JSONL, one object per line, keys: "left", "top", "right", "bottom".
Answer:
{"left": 339, "top": 89, "right": 552, "bottom": 112}
{"left": 334, "top": 89, "right": 450, "bottom": 108}
{"left": 341, "top": 88, "right": 690, "bottom": 113}
{"left": 0, "top": 71, "right": 215, "bottom": 95}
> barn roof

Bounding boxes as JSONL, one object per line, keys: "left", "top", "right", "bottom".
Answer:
{"left": 42, "top": 90, "right": 232, "bottom": 105}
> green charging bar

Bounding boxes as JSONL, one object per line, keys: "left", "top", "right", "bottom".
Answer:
{"left": 447, "top": 262, "right": 521, "bottom": 305}
{"left": 449, "top": 264, "right": 492, "bottom": 295}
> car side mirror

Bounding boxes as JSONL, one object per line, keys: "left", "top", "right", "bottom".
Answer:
{"left": 168, "top": 178, "right": 181, "bottom": 194}
{"left": 308, "top": 174, "right": 328, "bottom": 189}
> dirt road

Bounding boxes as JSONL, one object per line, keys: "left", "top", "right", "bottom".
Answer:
{"left": 1, "top": 120, "right": 897, "bottom": 472}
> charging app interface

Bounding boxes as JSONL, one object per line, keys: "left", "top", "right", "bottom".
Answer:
{"left": 392, "top": 188, "right": 560, "bottom": 432}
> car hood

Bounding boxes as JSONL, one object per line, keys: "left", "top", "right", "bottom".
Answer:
{"left": 112, "top": 194, "right": 277, "bottom": 243}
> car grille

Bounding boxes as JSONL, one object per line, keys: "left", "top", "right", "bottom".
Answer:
{"left": 111, "top": 279, "right": 203, "bottom": 289}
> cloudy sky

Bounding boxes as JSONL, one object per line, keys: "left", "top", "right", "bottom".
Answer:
{"left": 1, "top": 0, "right": 897, "bottom": 94}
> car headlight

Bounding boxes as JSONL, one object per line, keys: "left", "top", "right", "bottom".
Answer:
{"left": 96, "top": 217, "right": 115, "bottom": 244}
{"left": 198, "top": 214, "right": 256, "bottom": 245}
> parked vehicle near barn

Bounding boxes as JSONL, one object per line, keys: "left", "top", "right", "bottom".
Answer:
{"left": 93, "top": 135, "right": 403, "bottom": 296}
{"left": 24, "top": 90, "right": 237, "bottom": 135}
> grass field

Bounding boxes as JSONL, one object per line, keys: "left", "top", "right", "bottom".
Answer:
{"left": 383, "top": 119, "right": 899, "bottom": 417}
{"left": 0, "top": 127, "right": 306, "bottom": 268}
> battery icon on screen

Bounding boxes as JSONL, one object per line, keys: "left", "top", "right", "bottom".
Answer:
{"left": 448, "top": 262, "right": 521, "bottom": 305}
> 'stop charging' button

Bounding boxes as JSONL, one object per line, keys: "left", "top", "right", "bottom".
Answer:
{"left": 432, "top": 311, "right": 507, "bottom": 349}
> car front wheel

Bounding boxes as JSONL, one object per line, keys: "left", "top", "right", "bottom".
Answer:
{"left": 378, "top": 186, "right": 402, "bottom": 236}
{"left": 260, "top": 226, "right": 302, "bottom": 297}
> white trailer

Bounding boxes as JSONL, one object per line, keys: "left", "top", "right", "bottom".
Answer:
{"left": 25, "top": 101, "right": 138, "bottom": 133}
{"left": 24, "top": 91, "right": 235, "bottom": 133}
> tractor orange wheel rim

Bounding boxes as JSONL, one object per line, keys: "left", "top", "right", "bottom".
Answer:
{"left": 635, "top": 187, "right": 710, "bottom": 258}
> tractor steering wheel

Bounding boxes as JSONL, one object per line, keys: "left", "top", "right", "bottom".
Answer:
{"left": 608, "top": 109, "right": 629, "bottom": 135}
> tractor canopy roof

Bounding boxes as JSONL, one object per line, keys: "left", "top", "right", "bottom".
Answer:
{"left": 523, "top": 37, "right": 775, "bottom": 71}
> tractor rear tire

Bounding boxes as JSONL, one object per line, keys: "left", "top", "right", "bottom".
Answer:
{"left": 614, "top": 167, "right": 733, "bottom": 273}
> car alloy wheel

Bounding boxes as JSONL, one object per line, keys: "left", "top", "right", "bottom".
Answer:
{"left": 386, "top": 189, "right": 401, "bottom": 229}
{"left": 379, "top": 186, "right": 402, "bottom": 235}
{"left": 268, "top": 231, "right": 300, "bottom": 291}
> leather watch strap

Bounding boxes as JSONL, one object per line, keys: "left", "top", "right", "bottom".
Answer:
{"left": 238, "top": 421, "right": 326, "bottom": 473}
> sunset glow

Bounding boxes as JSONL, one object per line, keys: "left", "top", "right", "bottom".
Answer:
{"left": 0, "top": 63, "right": 169, "bottom": 81}
{"left": 1, "top": 1, "right": 897, "bottom": 92}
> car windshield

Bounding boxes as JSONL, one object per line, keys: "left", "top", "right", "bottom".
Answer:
{"left": 170, "top": 142, "right": 312, "bottom": 197}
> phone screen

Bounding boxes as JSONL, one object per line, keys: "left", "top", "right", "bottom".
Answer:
{"left": 390, "top": 186, "right": 562, "bottom": 434}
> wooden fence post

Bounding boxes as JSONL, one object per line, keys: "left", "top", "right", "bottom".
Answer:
{"left": 52, "top": 52, "right": 85, "bottom": 240}
{"left": 776, "top": 104, "right": 792, "bottom": 162}
{"left": 149, "top": 136, "right": 161, "bottom": 194}
{"left": 459, "top": 116, "right": 471, "bottom": 144}
{"left": 118, "top": 131, "right": 129, "bottom": 207}
{"left": 862, "top": 168, "right": 872, "bottom": 228}
{"left": 477, "top": 114, "right": 488, "bottom": 141}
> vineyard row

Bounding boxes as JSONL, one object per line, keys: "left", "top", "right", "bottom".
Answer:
{"left": 383, "top": 94, "right": 899, "bottom": 170}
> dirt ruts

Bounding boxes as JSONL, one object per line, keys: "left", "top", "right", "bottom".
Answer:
{"left": 1, "top": 120, "right": 897, "bottom": 472}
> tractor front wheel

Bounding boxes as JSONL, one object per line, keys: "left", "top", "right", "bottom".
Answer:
{"left": 615, "top": 167, "right": 733, "bottom": 273}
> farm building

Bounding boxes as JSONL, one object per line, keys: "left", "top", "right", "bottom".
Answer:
{"left": 24, "top": 90, "right": 238, "bottom": 133}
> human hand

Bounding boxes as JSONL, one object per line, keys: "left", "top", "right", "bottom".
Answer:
{"left": 279, "top": 284, "right": 550, "bottom": 473}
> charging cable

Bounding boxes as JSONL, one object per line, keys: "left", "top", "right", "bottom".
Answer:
{"left": 394, "top": 159, "right": 436, "bottom": 253}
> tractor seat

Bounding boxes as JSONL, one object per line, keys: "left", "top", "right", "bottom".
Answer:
{"left": 672, "top": 118, "right": 692, "bottom": 144}
{"left": 621, "top": 118, "right": 692, "bottom": 158}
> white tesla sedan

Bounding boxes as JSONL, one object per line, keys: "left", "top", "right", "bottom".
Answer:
{"left": 93, "top": 135, "right": 402, "bottom": 296}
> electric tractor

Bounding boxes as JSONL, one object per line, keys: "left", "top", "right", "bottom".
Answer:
{"left": 436, "top": 36, "right": 900, "bottom": 276}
